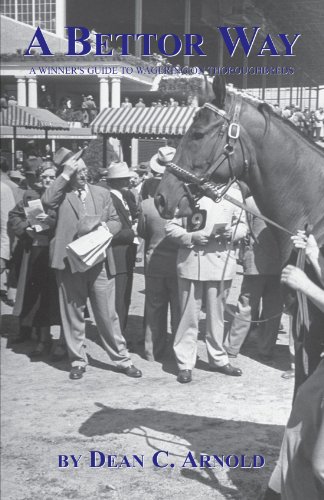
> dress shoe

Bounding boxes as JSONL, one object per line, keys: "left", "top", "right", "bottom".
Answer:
{"left": 119, "top": 365, "right": 142, "bottom": 378}
{"left": 211, "top": 363, "right": 242, "bottom": 377}
{"left": 69, "top": 366, "right": 86, "bottom": 380}
{"left": 177, "top": 369, "right": 192, "bottom": 383}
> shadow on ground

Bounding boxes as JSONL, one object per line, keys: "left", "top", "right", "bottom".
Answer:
{"left": 79, "top": 403, "right": 284, "bottom": 499}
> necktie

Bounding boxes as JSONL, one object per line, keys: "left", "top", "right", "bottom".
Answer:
{"left": 122, "top": 195, "right": 132, "bottom": 223}
{"left": 77, "top": 189, "right": 86, "bottom": 207}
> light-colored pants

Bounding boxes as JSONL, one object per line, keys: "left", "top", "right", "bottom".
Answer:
{"left": 174, "top": 278, "right": 231, "bottom": 370}
{"left": 56, "top": 262, "right": 131, "bottom": 369}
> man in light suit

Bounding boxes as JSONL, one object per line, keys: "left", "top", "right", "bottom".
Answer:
{"left": 166, "top": 185, "right": 247, "bottom": 383}
{"left": 42, "top": 149, "right": 142, "bottom": 380}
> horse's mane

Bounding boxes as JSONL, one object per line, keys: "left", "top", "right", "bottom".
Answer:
{"left": 258, "top": 103, "right": 324, "bottom": 157}
{"left": 223, "top": 84, "right": 324, "bottom": 157}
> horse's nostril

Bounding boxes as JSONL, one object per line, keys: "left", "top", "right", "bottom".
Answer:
{"left": 155, "top": 194, "right": 165, "bottom": 209}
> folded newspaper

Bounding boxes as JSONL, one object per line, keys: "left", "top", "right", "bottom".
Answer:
{"left": 66, "top": 225, "right": 113, "bottom": 273}
{"left": 24, "top": 199, "right": 50, "bottom": 231}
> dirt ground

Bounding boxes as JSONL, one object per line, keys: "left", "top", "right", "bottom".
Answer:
{"left": 0, "top": 267, "right": 294, "bottom": 500}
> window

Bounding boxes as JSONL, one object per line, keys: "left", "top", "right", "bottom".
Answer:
{"left": 1, "top": 0, "right": 56, "bottom": 32}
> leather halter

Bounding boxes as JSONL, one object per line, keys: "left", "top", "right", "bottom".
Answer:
{"left": 167, "top": 97, "right": 296, "bottom": 237}
{"left": 167, "top": 96, "right": 247, "bottom": 206}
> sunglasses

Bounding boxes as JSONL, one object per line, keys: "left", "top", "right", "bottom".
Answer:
{"left": 41, "top": 175, "right": 55, "bottom": 180}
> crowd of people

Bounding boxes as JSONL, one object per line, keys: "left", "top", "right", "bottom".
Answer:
{"left": 1, "top": 139, "right": 323, "bottom": 497}
{"left": 274, "top": 103, "right": 324, "bottom": 140}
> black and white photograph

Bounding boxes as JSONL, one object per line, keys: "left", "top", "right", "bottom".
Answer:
{"left": 0, "top": 1, "right": 324, "bottom": 499}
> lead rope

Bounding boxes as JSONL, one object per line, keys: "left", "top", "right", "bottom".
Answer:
{"left": 295, "top": 226, "right": 311, "bottom": 377}
{"left": 219, "top": 214, "right": 298, "bottom": 326}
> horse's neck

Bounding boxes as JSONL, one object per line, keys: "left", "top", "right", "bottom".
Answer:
{"left": 244, "top": 110, "right": 324, "bottom": 263}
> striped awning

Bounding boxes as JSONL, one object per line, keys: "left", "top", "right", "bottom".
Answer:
{"left": 0, "top": 105, "right": 69, "bottom": 130}
{"left": 91, "top": 106, "right": 198, "bottom": 136}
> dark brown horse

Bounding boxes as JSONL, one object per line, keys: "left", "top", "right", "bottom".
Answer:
{"left": 155, "top": 79, "right": 324, "bottom": 263}
{"left": 155, "top": 77, "right": 324, "bottom": 388}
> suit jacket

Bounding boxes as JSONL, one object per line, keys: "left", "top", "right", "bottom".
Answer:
{"left": 165, "top": 188, "right": 247, "bottom": 281}
{"left": 110, "top": 192, "right": 137, "bottom": 275}
{"left": 42, "top": 176, "right": 121, "bottom": 272}
{"left": 137, "top": 198, "right": 178, "bottom": 278}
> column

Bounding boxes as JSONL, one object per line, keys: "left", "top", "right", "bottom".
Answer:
{"left": 99, "top": 77, "right": 109, "bottom": 110}
{"left": 134, "top": 0, "right": 143, "bottom": 58}
{"left": 131, "top": 138, "right": 139, "bottom": 167}
{"left": 16, "top": 77, "right": 27, "bottom": 106}
{"left": 308, "top": 86, "right": 312, "bottom": 110}
{"left": 55, "top": 0, "right": 66, "bottom": 38}
{"left": 111, "top": 76, "right": 121, "bottom": 108}
{"left": 27, "top": 77, "right": 38, "bottom": 108}
{"left": 110, "top": 77, "right": 122, "bottom": 158}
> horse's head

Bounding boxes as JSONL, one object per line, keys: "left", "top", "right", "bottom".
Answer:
{"left": 155, "top": 78, "right": 251, "bottom": 218}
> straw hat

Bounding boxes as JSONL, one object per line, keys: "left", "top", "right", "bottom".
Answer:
{"left": 150, "top": 146, "right": 176, "bottom": 174}
{"left": 9, "top": 170, "right": 25, "bottom": 180}
{"left": 106, "top": 162, "right": 135, "bottom": 179}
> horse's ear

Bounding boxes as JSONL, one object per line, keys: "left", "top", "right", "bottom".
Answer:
{"left": 212, "top": 76, "right": 226, "bottom": 109}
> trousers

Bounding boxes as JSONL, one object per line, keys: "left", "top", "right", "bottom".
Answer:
{"left": 144, "top": 275, "right": 180, "bottom": 361}
{"left": 225, "top": 274, "right": 283, "bottom": 356}
{"left": 174, "top": 278, "right": 231, "bottom": 370}
{"left": 56, "top": 261, "right": 131, "bottom": 368}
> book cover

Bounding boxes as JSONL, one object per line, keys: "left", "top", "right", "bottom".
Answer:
{"left": 1, "top": 1, "right": 323, "bottom": 499}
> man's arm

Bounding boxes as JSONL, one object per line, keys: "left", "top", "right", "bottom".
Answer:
{"left": 42, "top": 158, "right": 81, "bottom": 209}
{"left": 42, "top": 175, "right": 69, "bottom": 210}
{"left": 165, "top": 219, "right": 209, "bottom": 247}
{"left": 281, "top": 265, "right": 324, "bottom": 313}
{"left": 101, "top": 194, "right": 122, "bottom": 236}
{"left": 291, "top": 231, "right": 324, "bottom": 286}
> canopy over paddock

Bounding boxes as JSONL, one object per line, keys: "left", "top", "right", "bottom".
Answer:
{"left": 0, "top": 105, "right": 69, "bottom": 130}
{"left": 91, "top": 106, "right": 198, "bottom": 137}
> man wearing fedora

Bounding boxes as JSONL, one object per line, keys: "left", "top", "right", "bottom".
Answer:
{"left": 105, "top": 162, "right": 138, "bottom": 343}
{"left": 141, "top": 147, "right": 175, "bottom": 200}
{"left": 138, "top": 146, "right": 180, "bottom": 361}
{"left": 42, "top": 148, "right": 142, "bottom": 380}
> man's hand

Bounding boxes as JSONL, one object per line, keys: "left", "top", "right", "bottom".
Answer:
{"left": 191, "top": 230, "right": 210, "bottom": 246}
{"left": 62, "top": 159, "right": 79, "bottom": 179}
{"left": 26, "top": 227, "right": 38, "bottom": 238}
{"left": 36, "top": 213, "right": 49, "bottom": 222}
{"left": 291, "top": 231, "right": 319, "bottom": 258}
{"left": 281, "top": 265, "right": 310, "bottom": 293}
